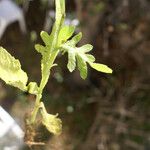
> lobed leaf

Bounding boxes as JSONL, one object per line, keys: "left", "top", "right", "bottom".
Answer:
{"left": 35, "top": 0, "right": 66, "bottom": 92}
{"left": 40, "top": 102, "right": 62, "bottom": 135}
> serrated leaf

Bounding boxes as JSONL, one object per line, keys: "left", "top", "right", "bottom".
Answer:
{"left": 0, "top": 47, "right": 28, "bottom": 91}
{"left": 85, "top": 54, "right": 95, "bottom": 63}
{"left": 76, "top": 54, "right": 87, "bottom": 79}
{"left": 40, "top": 31, "right": 52, "bottom": 46}
{"left": 58, "top": 25, "right": 75, "bottom": 46}
{"left": 67, "top": 50, "right": 76, "bottom": 72}
{"left": 79, "top": 44, "right": 93, "bottom": 53}
{"left": 89, "top": 63, "right": 113, "bottom": 73}
{"left": 40, "top": 102, "right": 62, "bottom": 135}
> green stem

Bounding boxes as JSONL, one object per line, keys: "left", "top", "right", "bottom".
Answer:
{"left": 39, "top": 50, "right": 59, "bottom": 93}
{"left": 29, "top": 50, "right": 59, "bottom": 124}
{"left": 29, "top": 93, "right": 42, "bottom": 124}
{"left": 28, "top": 0, "right": 65, "bottom": 125}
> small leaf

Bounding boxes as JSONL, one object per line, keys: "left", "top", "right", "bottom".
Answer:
{"left": 27, "top": 82, "right": 39, "bottom": 95}
{"left": 58, "top": 25, "right": 75, "bottom": 46}
{"left": 79, "top": 44, "right": 93, "bottom": 53}
{"left": 89, "top": 63, "right": 113, "bottom": 73}
{"left": 86, "top": 54, "right": 95, "bottom": 63}
{"left": 0, "top": 47, "right": 28, "bottom": 91}
{"left": 40, "top": 31, "right": 51, "bottom": 46}
{"left": 40, "top": 102, "right": 62, "bottom": 135}
{"left": 67, "top": 50, "right": 76, "bottom": 72}
{"left": 76, "top": 55, "right": 87, "bottom": 79}
{"left": 35, "top": 44, "right": 47, "bottom": 55}
{"left": 68, "top": 32, "right": 82, "bottom": 46}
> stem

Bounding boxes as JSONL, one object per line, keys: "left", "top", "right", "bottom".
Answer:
{"left": 29, "top": 50, "right": 59, "bottom": 125}
{"left": 28, "top": 0, "right": 65, "bottom": 125}
{"left": 29, "top": 93, "right": 42, "bottom": 124}
{"left": 39, "top": 50, "right": 59, "bottom": 93}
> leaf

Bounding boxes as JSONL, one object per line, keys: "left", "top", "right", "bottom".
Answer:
{"left": 57, "top": 25, "right": 75, "bottom": 46}
{"left": 27, "top": 82, "right": 39, "bottom": 95}
{"left": 35, "top": 0, "right": 66, "bottom": 92}
{"left": 56, "top": 0, "right": 65, "bottom": 22}
{"left": 40, "top": 31, "right": 52, "bottom": 46}
{"left": 79, "top": 44, "right": 93, "bottom": 53}
{"left": 0, "top": 47, "right": 28, "bottom": 91}
{"left": 85, "top": 54, "right": 95, "bottom": 63}
{"left": 76, "top": 54, "right": 87, "bottom": 79}
{"left": 67, "top": 50, "right": 76, "bottom": 72}
{"left": 89, "top": 63, "right": 113, "bottom": 73}
{"left": 68, "top": 32, "right": 82, "bottom": 46}
{"left": 35, "top": 44, "right": 47, "bottom": 55}
{"left": 60, "top": 33, "right": 95, "bottom": 78}
{"left": 40, "top": 102, "right": 62, "bottom": 135}
{"left": 60, "top": 28, "right": 113, "bottom": 78}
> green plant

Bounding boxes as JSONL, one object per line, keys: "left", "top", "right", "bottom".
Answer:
{"left": 0, "top": 0, "right": 112, "bottom": 136}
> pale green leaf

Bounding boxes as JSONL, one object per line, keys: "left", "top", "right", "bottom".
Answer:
{"left": 27, "top": 82, "right": 39, "bottom": 95}
{"left": 67, "top": 50, "right": 76, "bottom": 72}
{"left": 89, "top": 63, "right": 113, "bottom": 73}
{"left": 0, "top": 47, "right": 28, "bottom": 91}
{"left": 56, "top": 0, "right": 65, "bottom": 22}
{"left": 68, "top": 32, "right": 82, "bottom": 46}
{"left": 85, "top": 54, "right": 95, "bottom": 63}
{"left": 40, "top": 102, "right": 62, "bottom": 135}
{"left": 36, "top": 0, "right": 66, "bottom": 92}
{"left": 35, "top": 44, "right": 47, "bottom": 55}
{"left": 76, "top": 55, "right": 87, "bottom": 79}
{"left": 79, "top": 44, "right": 93, "bottom": 53}
{"left": 40, "top": 31, "right": 52, "bottom": 46}
{"left": 57, "top": 25, "right": 75, "bottom": 46}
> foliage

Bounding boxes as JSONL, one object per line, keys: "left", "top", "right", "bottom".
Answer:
{"left": 0, "top": 0, "right": 112, "bottom": 136}
{"left": 0, "top": 47, "right": 28, "bottom": 91}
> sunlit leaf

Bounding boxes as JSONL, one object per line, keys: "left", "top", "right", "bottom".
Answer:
{"left": 0, "top": 47, "right": 28, "bottom": 91}
{"left": 89, "top": 63, "right": 113, "bottom": 73}
{"left": 35, "top": 44, "right": 47, "bottom": 55}
{"left": 68, "top": 32, "right": 82, "bottom": 46}
{"left": 79, "top": 44, "right": 93, "bottom": 53}
{"left": 85, "top": 54, "right": 95, "bottom": 63}
{"left": 40, "top": 31, "right": 52, "bottom": 46}
{"left": 67, "top": 50, "right": 76, "bottom": 72}
{"left": 76, "top": 54, "right": 87, "bottom": 79}
{"left": 27, "top": 82, "right": 39, "bottom": 95}
{"left": 40, "top": 102, "right": 62, "bottom": 135}
{"left": 58, "top": 25, "right": 75, "bottom": 46}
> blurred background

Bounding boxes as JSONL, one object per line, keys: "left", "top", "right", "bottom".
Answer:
{"left": 0, "top": 0, "right": 150, "bottom": 150}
